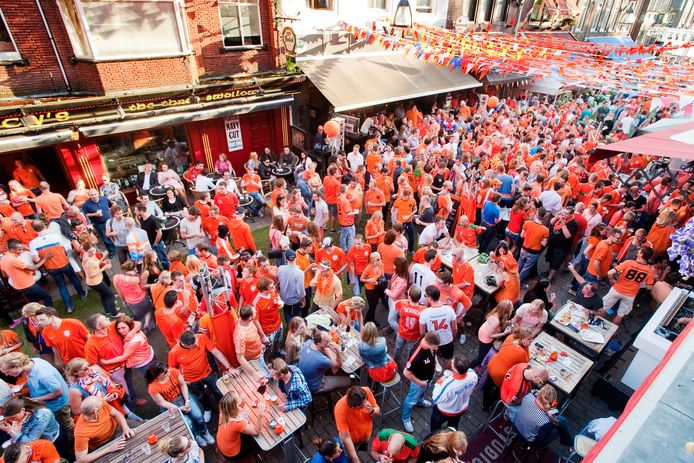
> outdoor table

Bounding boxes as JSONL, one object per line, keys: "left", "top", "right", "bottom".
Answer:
{"left": 206, "top": 172, "right": 223, "bottom": 181}
{"left": 217, "top": 360, "right": 306, "bottom": 463}
{"left": 438, "top": 245, "right": 478, "bottom": 269}
{"left": 149, "top": 185, "right": 174, "bottom": 197}
{"left": 468, "top": 258, "right": 503, "bottom": 296}
{"left": 160, "top": 215, "right": 181, "bottom": 231}
{"left": 312, "top": 307, "right": 365, "bottom": 375}
{"left": 529, "top": 332, "right": 594, "bottom": 410}
{"left": 272, "top": 166, "right": 293, "bottom": 178}
{"left": 550, "top": 302, "right": 619, "bottom": 359}
{"left": 97, "top": 409, "right": 192, "bottom": 463}
{"left": 238, "top": 194, "right": 253, "bottom": 207}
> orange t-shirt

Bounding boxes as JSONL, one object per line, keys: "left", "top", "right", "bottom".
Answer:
{"left": 365, "top": 152, "right": 382, "bottom": 175}
{"left": 412, "top": 247, "right": 441, "bottom": 272}
{"left": 334, "top": 386, "right": 377, "bottom": 444}
{"left": 42, "top": 319, "right": 88, "bottom": 363}
{"left": 377, "top": 243, "right": 405, "bottom": 275}
{"left": 194, "top": 200, "right": 211, "bottom": 220}
{"left": 74, "top": 402, "right": 118, "bottom": 451}
{"left": 34, "top": 192, "right": 66, "bottom": 219}
{"left": 0, "top": 330, "right": 19, "bottom": 349}
{"left": 168, "top": 333, "right": 214, "bottom": 383}
{"left": 242, "top": 173, "right": 261, "bottom": 193}
{"left": 238, "top": 277, "right": 259, "bottom": 305}
{"left": 365, "top": 218, "right": 385, "bottom": 245}
{"left": 337, "top": 195, "right": 355, "bottom": 227}
{"left": 452, "top": 260, "right": 475, "bottom": 300}
{"left": 323, "top": 176, "right": 341, "bottom": 205}
{"left": 270, "top": 187, "right": 288, "bottom": 208}
{"left": 613, "top": 260, "right": 655, "bottom": 297}
{"left": 521, "top": 221, "right": 549, "bottom": 251}
{"left": 487, "top": 344, "right": 529, "bottom": 387}
{"left": 9, "top": 223, "right": 37, "bottom": 245}
{"left": 253, "top": 292, "right": 282, "bottom": 334}
{"left": 347, "top": 187, "right": 363, "bottom": 211}
{"left": 364, "top": 189, "right": 386, "bottom": 215}
{"left": 217, "top": 420, "right": 248, "bottom": 458}
{"left": 315, "top": 247, "right": 347, "bottom": 273}
{"left": 587, "top": 240, "right": 612, "bottom": 278}
{"left": 454, "top": 225, "right": 482, "bottom": 248}
{"left": 392, "top": 198, "right": 417, "bottom": 223}
{"left": 646, "top": 224, "right": 675, "bottom": 255}
{"left": 495, "top": 271, "right": 520, "bottom": 303}
{"left": 347, "top": 244, "right": 371, "bottom": 275}
{"left": 84, "top": 325, "right": 125, "bottom": 371}
{"left": 336, "top": 300, "right": 359, "bottom": 322}
{"left": 202, "top": 215, "right": 231, "bottom": 241}
{"left": 169, "top": 260, "right": 189, "bottom": 277}
{"left": 233, "top": 322, "right": 263, "bottom": 361}
{"left": 0, "top": 252, "right": 36, "bottom": 290}
{"left": 360, "top": 263, "right": 384, "bottom": 291}
{"left": 147, "top": 367, "right": 183, "bottom": 402}
{"left": 436, "top": 195, "right": 451, "bottom": 217}
{"left": 19, "top": 439, "right": 60, "bottom": 463}
{"left": 155, "top": 308, "right": 187, "bottom": 348}
{"left": 13, "top": 166, "right": 41, "bottom": 189}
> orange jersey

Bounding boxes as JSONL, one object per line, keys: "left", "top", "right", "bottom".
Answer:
{"left": 613, "top": 260, "right": 655, "bottom": 297}
{"left": 42, "top": 319, "right": 88, "bottom": 363}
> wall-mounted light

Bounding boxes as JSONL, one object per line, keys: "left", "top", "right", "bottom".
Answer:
{"left": 70, "top": 127, "right": 80, "bottom": 141}
{"left": 393, "top": 0, "right": 413, "bottom": 28}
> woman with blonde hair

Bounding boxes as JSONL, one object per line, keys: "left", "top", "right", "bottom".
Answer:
{"left": 158, "top": 435, "right": 205, "bottom": 463}
{"left": 471, "top": 300, "right": 514, "bottom": 368}
{"left": 417, "top": 429, "right": 468, "bottom": 463}
{"left": 512, "top": 299, "right": 548, "bottom": 337}
{"left": 358, "top": 322, "right": 396, "bottom": 382}
{"left": 216, "top": 391, "right": 265, "bottom": 460}
{"left": 150, "top": 270, "right": 173, "bottom": 310}
{"left": 513, "top": 384, "right": 572, "bottom": 447}
{"left": 184, "top": 255, "right": 204, "bottom": 299}
{"left": 247, "top": 152, "right": 259, "bottom": 171}
{"left": 141, "top": 250, "right": 162, "bottom": 288}
{"left": 8, "top": 180, "right": 36, "bottom": 218}
{"left": 361, "top": 251, "right": 386, "bottom": 325}
{"left": 67, "top": 178, "right": 90, "bottom": 207}
{"left": 63, "top": 357, "right": 132, "bottom": 419}
{"left": 284, "top": 317, "right": 307, "bottom": 365}
{"left": 215, "top": 153, "right": 233, "bottom": 176}
{"left": 647, "top": 208, "right": 677, "bottom": 256}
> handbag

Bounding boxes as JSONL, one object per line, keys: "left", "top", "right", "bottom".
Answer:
{"left": 376, "top": 276, "right": 389, "bottom": 290}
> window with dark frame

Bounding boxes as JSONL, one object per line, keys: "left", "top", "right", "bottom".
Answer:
{"left": 0, "top": 8, "right": 21, "bottom": 61}
{"left": 220, "top": 0, "right": 263, "bottom": 48}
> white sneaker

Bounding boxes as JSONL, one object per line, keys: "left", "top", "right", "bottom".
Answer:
{"left": 194, "top": 435, "right": 207, "bottom": 447}
{"left": 403, "top": 419, "right": 414, "bottom": 433}
{"left": 258, "top": 210, "right": 264, "bottom": 218}
{"left": 203, "top": 410, "right": 211, "bottom": 423}
{"left": 203, "top": 431, "right": 215, "bottom": 446}
{"left": 418, "top": 399, "right": 433, "bottom": 408}
{"left": 459, "top": 334, "right": 467, "bottom": 345}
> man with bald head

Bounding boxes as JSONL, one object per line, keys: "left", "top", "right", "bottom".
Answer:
{"left": 34, "top": 182, "right": 68, "bottom": 220}
{"left": 501, "top": 362, "right": 549, "bottom": 408}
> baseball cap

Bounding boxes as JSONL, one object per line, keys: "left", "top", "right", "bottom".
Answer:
{"left": 285, "top": 249, "right": 296, "bottom": 260}
{"left": 322, "top": 237, "right": 332, "bottom": 248}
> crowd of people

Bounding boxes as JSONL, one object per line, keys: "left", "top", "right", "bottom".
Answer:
{"left": 0, "top": 87, "right": 691, "bottom": 463}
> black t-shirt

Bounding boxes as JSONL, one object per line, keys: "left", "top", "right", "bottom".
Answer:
{"left": 162, "top": 197, "right": 185, "bottom": 214}
{"left": 630, "top": 194, "right": 647, "bottom": 210}
{"left": 574, "top": 283, "right": 603, "bottom": 311}
{"left": 406, "top": 342, "right": 436, "bottom": 382}
{"left": 419, "top": 207, "right": 435, "bottom": 225}
{"left": 140, "top": 215, "right": 162, "bottom": 244}
{"left": 549, "top": 219, "right": 578, "bottom": 249}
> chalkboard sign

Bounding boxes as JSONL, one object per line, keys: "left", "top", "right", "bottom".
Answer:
{"left": 446, "top": 194, "right": 462, "bottom": 234}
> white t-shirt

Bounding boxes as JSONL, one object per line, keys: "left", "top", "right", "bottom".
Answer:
{"left": 195, "top": 175, "right": 216, "bottom": 192}
{"left": 539, "top": 190, "right": 562, "bottom": 215}
{"left": 620, "top": 116, "right": 635, "bottom": 134}
{"left": 346, "top": 151, "right": 364, "bottom": 173}
{"left": 418, "top": 223, "right": 446, "bottom": 246}
{"left": 420, "top": 305, "right": 456, "bottom": 345}
{"left": 410, "top": 263, "right": 437, "bottom": 303}
{"left": 179, "top": 217, "right": 205, "bottom": 249}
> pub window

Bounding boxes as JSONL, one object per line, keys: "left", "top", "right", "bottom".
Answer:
{"left": 219, "top": 0, "right": 263, "bottom": 48}
{"left": 0, "top": 8, "right": 21, "bottom": 61}
{"left": 56, "top": 0, "right": 191, "bottom": 60}
{"left": 306, "top": 0, "right": 334, "bottom": 9}
{"left": 416, "top": 0, "right": 434, "bottom": 13}
{"left": 367, "top": 0, "right": 387, "bottom": 9}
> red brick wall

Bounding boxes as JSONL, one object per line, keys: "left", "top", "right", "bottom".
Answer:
{"left": 0, "top": 0, "right": 282, "bottom": 98}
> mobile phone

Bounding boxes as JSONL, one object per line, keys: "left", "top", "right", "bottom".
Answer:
{"left": 257, "top": 384, "right": 267, "bottom": 395}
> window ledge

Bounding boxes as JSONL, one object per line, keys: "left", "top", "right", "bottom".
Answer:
{"left": 219, "top": 44, "right": 268, "bottom": 53}
{"left": 0, "top": 56, "right": 29, "bottom": 66}
{"left": 68, "top": 52, "right": 193, "bottom": 64}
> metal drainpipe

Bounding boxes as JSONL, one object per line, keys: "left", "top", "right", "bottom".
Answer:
{"left": 34, "top": 0, "right": 72, "bottom": 93}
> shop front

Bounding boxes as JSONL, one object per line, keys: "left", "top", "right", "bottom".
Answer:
{"left": 0, "top": 75, "right": 303, "bottom": 200}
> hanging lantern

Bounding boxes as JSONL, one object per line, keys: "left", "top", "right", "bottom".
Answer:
{"left": 392, "top": 0, "right": 413, "bottom": 29}
{"left": 324, "top": 120, "right": 340, "bottom": 138}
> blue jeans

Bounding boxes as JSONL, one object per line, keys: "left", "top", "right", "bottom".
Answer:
{"left": 340, "top": 225, "right": 355, "bottom": 252}
{"left": 402, "top": 381, "right": 428, "bottom": 422}
{"left": 393, "top": 335, "right": 417, "bottom": 367}
{"left": 188, "top": 372, "right": 223, "bottom": 411}
{"left": 168, "top": 395, "right": 207, "bottom": 437}
{"left": 350, "top": 273, "right": 361, "bottom": 296}
{"left": 152, "top": 242, "right": 170, "bottom": 269}
{"left": 248, "top": 192, "right": 266, "bottom": 214}
{"left": 92, "top": 222, "right": 116, "bottom": 256}
{"left": 20, "top": 284, "right": 53, "bottom": 307}
{"left": 518, "top": 249, "right": 541, "bottom": 283}
{"left": 47, "top": 265, "right": 86, "bottom": 310}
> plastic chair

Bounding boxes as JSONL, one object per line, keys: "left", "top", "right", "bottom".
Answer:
{"left": 376, "top": 372, "right": 403, "bottom": 425}
{"left": 558, "top": 435, "right": 597, "bottom": 462}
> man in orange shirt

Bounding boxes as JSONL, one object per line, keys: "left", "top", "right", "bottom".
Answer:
{"left": 337, "top": 185, "right": 358, "bottom": 252}
{"left": 240, "top": 164, "right": 266, "bottom": 217}
{"left": 364, "top": 147, "right": 382, "bottom": 181}
{"left": 7, "top": 213, "right": 37, "bottom": 245}
{"left": 33, "top": 182, "right": 68, "bottom": 220}
{"left": 202, "top": 205, "right": 231, "bottom": 245}
{"left": 323, "top": 167, "right": 341, "bottom": 232}
{"left": 451, "top": 248, "right": 475, "bottom": 302}
{"left": 603, "top": 247, "right": 654, "bottom": 325}
{"left": 252, "top": 277, "right": 284, "bottom": 355}
{"left": 35, "top": 306, "right": 88, "bottom": 370}
{"left": 73, "top": 396, "right": 134, "bottom": 463}
{"left": 585, "top": 229, "right": 623, "bottom": 284}
{"left": 193, "top": 191, "right": 212, "bottom": 220}
{"left": 169, "top": 330, "right": 236, "bottom": 423}
{"left": 12, "top": 160, "right": 43, "bottom": 193}
{"left": 286, "top": 205, "right": 309, "bottom": 246}
{"left": 518, "top": 209, "right": 550, "bottom": 284}
{"left": 0, "top": 239, "right": 52, "bottom": 306}
{"left": 84, "top": 313, "right": 129, "bottom": 395}
{"left": 364, "top": 181, "right": 386, "bottom": 216}
{"left": 228, "top": 208, "right": 256, "bottom": 253}
{"left": 391, "top": 188, "right": 417, "bottom": 253}
{"left": 213, "top": 182, "right": 239, "bottom": 219}
{"left": 4, "top": 439, "right": 61, "bottom": 463}
{"left": 365, "top": 210, "right": 385, "bottom": 251}
{"left": 157, "top": 290, "right": 193, "bottom": 347}
{"left": 346, "top": 177, "right": 364, "bottom": 222}
{"left": 347, "top": 234, "right": 371, "bottom": 295}
{"left": 315, "top": 237, "right": 348, "bottom": 276}
{"left": 335, "top": 386, "right": 380, "bottom": 463}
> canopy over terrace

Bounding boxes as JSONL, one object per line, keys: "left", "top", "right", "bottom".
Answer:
{"left": 589, "top": 120, "right": 694, "bottom": 163}
{"left": 298, "top": 53, "right": 481, "bottom": 112}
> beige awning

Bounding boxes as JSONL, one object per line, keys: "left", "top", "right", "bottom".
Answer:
{"left": 299, "top": 53, "right": 481, "bottom": 112}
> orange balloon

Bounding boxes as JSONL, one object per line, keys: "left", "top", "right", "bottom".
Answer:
{"left": 324, "top": 120, "right": 340, "bottom": 138}
{"left": 487, "top": 96, "right": 499, "bottom": 108}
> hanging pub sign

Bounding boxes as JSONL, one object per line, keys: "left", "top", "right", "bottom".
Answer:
{"left": 224, "top": 115, "right": 243, "bottom": 152}
{"left": 282, "top": 27, "right": 297, "bottom": 55}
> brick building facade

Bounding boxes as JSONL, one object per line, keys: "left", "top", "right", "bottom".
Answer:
{"left": 0, "top": 0, "right": 302, "bottom": 197}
